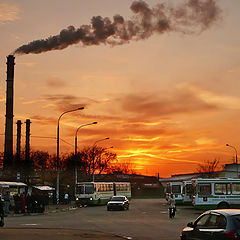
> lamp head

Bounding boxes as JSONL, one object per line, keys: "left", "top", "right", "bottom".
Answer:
{"left": 106, "top": 137, "right": 110, "bottom": 140}
{"left": 92, "top": 122, "right": 98, "bottom": 124}
{"left": 226, "top": 144, "right": 229, "bottom": 146}
{"left": 78, "top": 107, "right": 84, "bottom": 110}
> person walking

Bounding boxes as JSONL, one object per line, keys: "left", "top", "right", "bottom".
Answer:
{"left": 64, "top": 193, "right": 69, "bottom": 204}
{"left": 0, "top": 195, "right": 5, "bottom": 227}
{"left": 13, "top": 194, "right": 21, "bottom": 214}
{"left": 3, "top": 191, "right": 10, "bottom": 214}
{"left": 168, "top": 194, "right": 176, "bottom": 219}
{"left": 20, "top": 194, "right": 26, "bottom": 213}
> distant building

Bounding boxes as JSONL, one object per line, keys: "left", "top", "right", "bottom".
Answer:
{"left": 159, "top": 163, "right": 240, "bottom": 187}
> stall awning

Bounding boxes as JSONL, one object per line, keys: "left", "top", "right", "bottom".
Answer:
{"left": 34, "top": 186, "right": 55, "bottom": 191}
{"left": 0, "top": 181, "right": 27, "bottom": 187}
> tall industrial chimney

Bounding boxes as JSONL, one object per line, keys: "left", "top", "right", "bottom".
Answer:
{"left": 16, "top": 120, "right": 22, "bottom": 166}
{"left": 4, "top": 55, "right": 15, "bottom": 169}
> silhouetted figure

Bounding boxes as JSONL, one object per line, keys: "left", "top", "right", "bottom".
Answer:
{"left": 20, "top": 194, "right": 26, "bottom": 213}
{"left": 13, "top": 194, "right": 21, "bottom": 214}
{"left": 3, "top": 191, "right": 10, "bottom": 214}
{"left": 31, "top": 194, "right": 37, "bottom": 213}
{"left": 44, "top": 194, "right": 49, "bottom": 210}
{"left": 25, "top": 194, "right": 31, "bottom": 213}
{"left": 0, "top": 196, "right": 4, "bottom": 227}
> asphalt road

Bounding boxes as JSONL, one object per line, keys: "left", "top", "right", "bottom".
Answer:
{"left": 1, "top": 199, "right": 204, "bottom": 240}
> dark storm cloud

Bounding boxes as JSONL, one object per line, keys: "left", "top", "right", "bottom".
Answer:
{"left": 13, "top": 0, "right": 221, "bottom": 55}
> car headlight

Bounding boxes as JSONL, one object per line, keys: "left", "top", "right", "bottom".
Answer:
{"left": 90, "top": 197, "right": 93, "bottom": 201}
{"left": 76, "top": 197, "right": 79, "bottom": 201}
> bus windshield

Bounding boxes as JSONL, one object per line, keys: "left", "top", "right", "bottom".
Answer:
{"left": 76, "top": 184, "right": 94, "bottom": 194}
{"left": 172, "top": 185, "right": 181, "bottom": 194}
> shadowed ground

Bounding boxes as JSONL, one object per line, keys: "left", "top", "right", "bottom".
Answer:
{"left": 0, "top": 228, "right": 125, "bottom": 240}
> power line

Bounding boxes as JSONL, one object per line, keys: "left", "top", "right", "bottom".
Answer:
{"left": 0, "top": 133, "right": 74, "bottom": 147}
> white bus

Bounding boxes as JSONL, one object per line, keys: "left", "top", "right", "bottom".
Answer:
{"left": 75, "top": 182, "right": 131, "bottom": 205}
{"left": 182, "top": 180, "right": 194, "bottom": 205}
{"left": 166, "top": 182, "right": 183, "bottom": 204}
{"left": 192, "top": 178, "right": 240, "bottom": 210}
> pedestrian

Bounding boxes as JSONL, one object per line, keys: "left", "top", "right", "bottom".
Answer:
{"left": 13, "top": 194, "right": 21, "bottom": 214}
{"left": 64, "top": 193, "right": 69, "bottom": 204}
{"left": 0, "top": 195, "right": 4, "bottom": 227}
{"left": 44, "top": 193, "right": 50, "bottom": 210}
{"left": 20, "top": 194, "right": 26, "bottom": 213}
{"left": 168, "top": 194, "right": 176, "bottom": 219}
{"left": 26, "top": 194, "right": 32, "bottom": 213}
{"left": 3, "top": 191, "right": 10, "bottom": 214}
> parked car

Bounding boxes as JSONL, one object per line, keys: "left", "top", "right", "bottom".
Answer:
{"left": 107, "top": 196, "right": 129, "bottom": 211}
{"left": 180, "top": 209, "right": 240, "bottom": 240}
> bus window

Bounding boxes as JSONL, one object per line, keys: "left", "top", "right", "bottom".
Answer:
{"left": 198, "top": 184, "right": 211, "bottom": 196}
{"left": 232, "top": 183, "right": 240, "bottom": 195}
{"left": 85, "top": 184, "right": 94, "bottom": 194}
{"left": 215, "top": 183, "right": 231, "bottom": 195}
{"left": 76, "top": 185, "right": 84, "bottom": 194}
{"left": 172, "top": 185, "right": 181, "bottom": 194}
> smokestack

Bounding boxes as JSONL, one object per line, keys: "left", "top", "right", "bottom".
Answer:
{"left": 25, "top": 119, "right": 31, "bottom": 166}
{"left": 25, "top": 119, "right": 31, "bottom": 185}
{"left": 16, "top": 120, "right": 22, "bottom": 166}
{"left": 4, "top": 55, "right": 15, "bottom": 169}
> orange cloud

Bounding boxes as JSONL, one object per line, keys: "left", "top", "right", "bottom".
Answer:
{"left": 0, "top": 3, "right": 20, "bottom": 24}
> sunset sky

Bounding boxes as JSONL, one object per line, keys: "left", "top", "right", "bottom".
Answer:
{"left": 0, "top": 0, "right": 240, "bottom": 177}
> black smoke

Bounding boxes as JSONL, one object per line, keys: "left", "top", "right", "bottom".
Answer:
{"left": 14, "top": 0, "right": 221, "bottom": 55}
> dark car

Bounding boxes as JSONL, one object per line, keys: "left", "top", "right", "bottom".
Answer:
{"left": 107, "top": 196, "right": 129, "bottom": 211}
{"left": 180, "top": 209, "right": 240, "bottom": 240}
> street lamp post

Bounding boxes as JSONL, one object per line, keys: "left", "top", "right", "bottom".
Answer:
{"left": 226, "top": 144, "right": 238, "bottom": 178}
{"left": 92, "top": 137, "right": 110, "bottom": 182}
{"left": 56, "top": 107, "right": 84, "bottom": 207}
{"left": 74, "top": 121, "right": 97, "bottom": 197}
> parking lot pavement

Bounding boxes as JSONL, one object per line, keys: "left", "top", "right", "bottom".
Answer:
{"left": 3, "top": 199, "right": 205, "bottom": 240}
{"left": 0, "top": 229, "right": 125, "bottom": 240}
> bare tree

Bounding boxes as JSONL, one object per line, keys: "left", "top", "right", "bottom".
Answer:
{"left": 108, "top": 160, "right": 136, "bottom": 175}
{"left": 197, "top": 159, "right": 219, "bottom": 177}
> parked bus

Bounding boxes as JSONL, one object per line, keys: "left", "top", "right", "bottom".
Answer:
{"left": 166, "top": 182, "right": 183, "bottom": 204}
{"left": 182, "top": 180, "right": 194, "bottom": 205}
{"left": 192, "top": 178, "right": 240, "bottom": 210}
{"left": 75, "top": 182, "right": 131, "bottom": 205}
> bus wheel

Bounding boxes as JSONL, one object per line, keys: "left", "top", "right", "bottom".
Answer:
{"left": 217, "top": 202, "right": 230, "bottom": 209}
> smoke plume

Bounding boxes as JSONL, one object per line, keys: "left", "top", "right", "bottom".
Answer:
{"left": 14, "top": 0, "right": 221, "bottom": 55}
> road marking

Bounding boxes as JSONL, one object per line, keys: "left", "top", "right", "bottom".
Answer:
{"left": 123, "top": 236, "right": 133, "bottom": 240}
{"left": 22, "top": 224, "right": 39, "bottom": 226}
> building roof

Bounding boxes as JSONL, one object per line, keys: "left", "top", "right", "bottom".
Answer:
{"left": 33, "top": 186, "right": 55, "bottom": 191}
{"left": 0, "top": 181, "right": 27, "bottom": 187}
